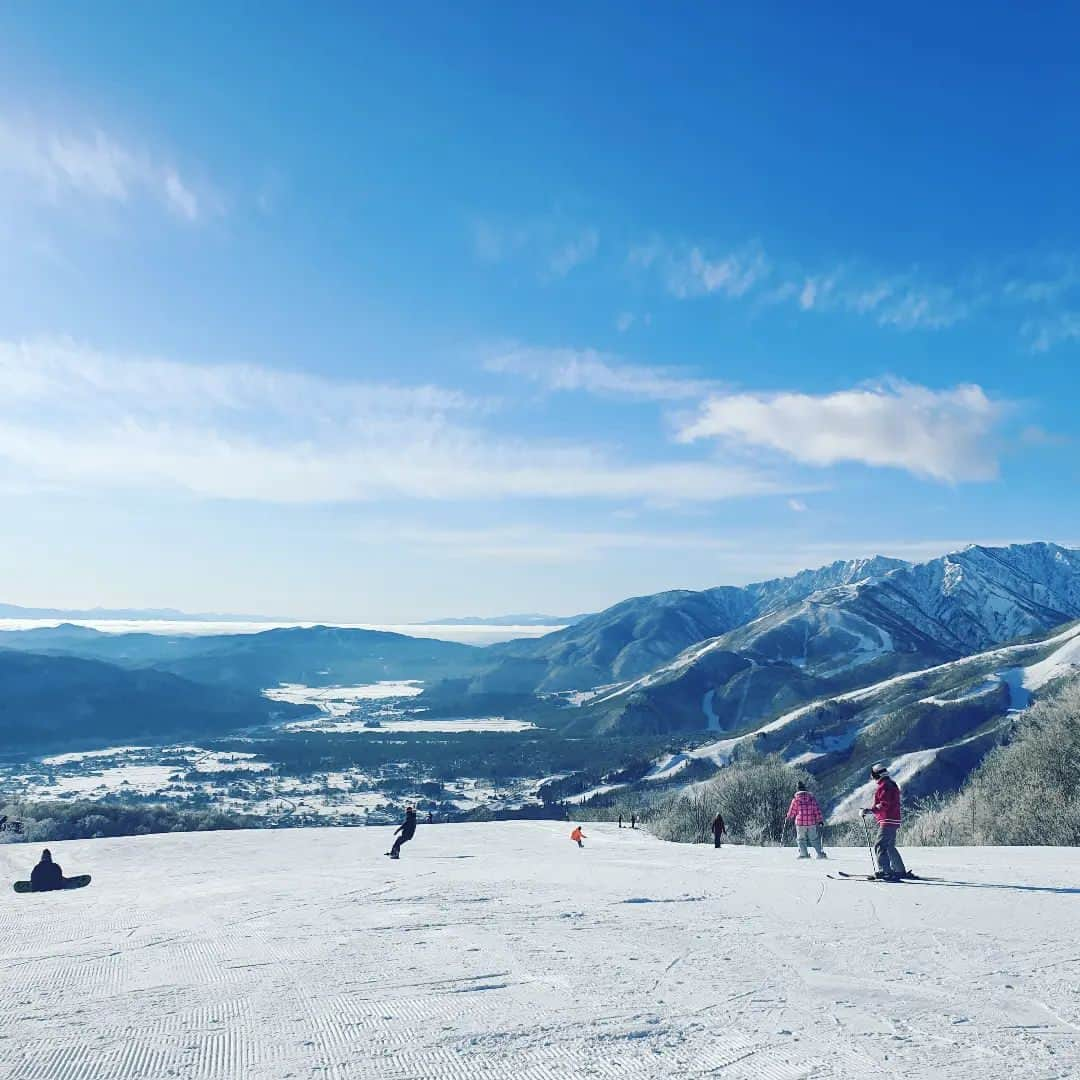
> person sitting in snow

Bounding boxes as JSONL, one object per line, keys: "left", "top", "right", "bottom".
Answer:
{"left": 711, "top": 812, "right": 726, "bottom": 849}
{"left": 388, "top": 806, "right": 417, "bottom": 860}
{"left": 862, "top": 763, "right": 910, "bottom": 880}
{"left": 570, "top": 826, "right": 586, "bottom": 848}
{"left": 30, "top": 849, "right": 65, "bottom": 892}
{"left": 787, "top": 782, "right": 827, "bottom": 859}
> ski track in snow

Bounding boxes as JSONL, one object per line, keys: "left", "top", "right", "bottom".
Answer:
{"left": 2, "top": 824, "right": 1079, "bottom": 1079}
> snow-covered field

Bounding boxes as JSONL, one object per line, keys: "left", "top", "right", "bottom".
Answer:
{"left": 265, "top": 681, "right": 534, "bottom": 733}
{"left": 2, "top": 825, "right": 1078, "bottom": 1079}
{"left": 284, "top": 717, "right": 535, "bottom": 734}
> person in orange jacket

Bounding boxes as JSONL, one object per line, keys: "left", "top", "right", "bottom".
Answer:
{"left": 570, "top": 825, "right": 586, "bottom": 848}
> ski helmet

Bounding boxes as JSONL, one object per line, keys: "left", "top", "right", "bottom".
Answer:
{"left": 870, "top": 762, "right": 888, "bottom": 779}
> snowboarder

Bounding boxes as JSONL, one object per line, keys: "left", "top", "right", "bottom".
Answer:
{"left": 29, "top": 849, "right": 64, "bottom": 892}
{"left": 618, "top": 814, "right": 623, "bottom": 829}
{"left": 711, "top": 812, "right": 726, "bottom": 848}
{"left": 862, "top": 763, "right": 908, "bottom": 880}
{"left": 570, "top": 825, "right": 586, "bottom": 848}
{"left": 787, "top": 782, "right": 827, "bottom": 859}
{"left": 630, "top": 814, "right": 636, "bottom": 830}
{"left": 388, "top": 805, "right": 417, "bottom": 859}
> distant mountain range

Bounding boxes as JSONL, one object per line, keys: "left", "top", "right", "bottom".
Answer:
{"left": 428, "top": 544, "right": 1080, "bottom": 713}
{"left": 568, "top": 542, "right": 1080, "bottom": 735}
{"left": 0, "top": 602, "right": 280, "bottom": 622}
{"left": 0, "top": 650, "right": 308, "bottom": 752}
{"left": 0, "top": 624, "right": 487, "bottom": 693}
{"left": 0, "top": 602, "right": 583, "bottom": 628}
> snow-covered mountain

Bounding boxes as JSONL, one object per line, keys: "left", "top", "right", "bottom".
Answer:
{"left": 542, "top": 542, "right": 1080, "bottom": 729}
{"left": 464, "top": 554, "right": 908, "bottom": 694}
{"left": 429, "top": 544, "right": 1080, "bottom": 735}
{"left": 577, "top": 619, "right": 1080, "bottom": 816}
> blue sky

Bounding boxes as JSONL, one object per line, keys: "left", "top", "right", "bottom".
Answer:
{"left": 0, "top": 4, "right": 1078, "bottom": 621}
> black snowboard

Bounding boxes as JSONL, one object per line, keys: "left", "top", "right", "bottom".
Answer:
{"left": 13, "top": 874, "right": 92, "bottom": 894}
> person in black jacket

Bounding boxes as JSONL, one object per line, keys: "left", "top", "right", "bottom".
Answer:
{"left": 711, "top": 813, "right": 726, "bottom": 849}
{"left": 30, "top": 849, "right": 64, "bottom": 891}
{"left": 389, "top": 806, "right": 417, "bottom": 859}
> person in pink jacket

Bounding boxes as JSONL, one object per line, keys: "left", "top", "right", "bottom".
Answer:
{"left": 862, "top": 763, "right": 909, "bottom": 880}
{"left": 787, "top": 782, "right": 827, "bottom": 859}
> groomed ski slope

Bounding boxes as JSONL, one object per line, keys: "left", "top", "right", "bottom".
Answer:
{"left": 2, "top": 824, "right": 1079, "bottom": 1080}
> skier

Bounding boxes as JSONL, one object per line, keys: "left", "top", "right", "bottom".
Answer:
{"left": 570, "top": 825, "right": 586, "bottom": 848}
{"left": 618, "top": 814, "right": 623, "bottom": 829}
{"left": 862, "top": 763, "right": 909, "bottom": 880}
{"left": 630, "top": 814, "right": 636, "bottom": 830}
{"left": 388, "top": 805, "right": 417, "bottom": 860}
{"left": 711, "top": 812, "right": 726, "bottom": 849}
{"left": 30, "top": 849, "right": 64, "bottom": 892}
{"left": 787, "top": 782, "right": 827, "bottom": 859}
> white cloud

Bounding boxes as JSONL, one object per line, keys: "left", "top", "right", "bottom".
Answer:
{"left": 0, "top": 116, "right": 208, "bottom": 221}
{"left": 615, "top": 311, "right": 635, "bottom": 332}
{"left": 677, "top": 380, "right": 1004, "bottom": 483}
{"left": 787, "top": 498, "right": 809, "bottom": 513}
{"left": 485, "top": 345, "right": 718, "bottom": 401}
{"left": 0, "top": 339, "right": 791, "bottom": 505}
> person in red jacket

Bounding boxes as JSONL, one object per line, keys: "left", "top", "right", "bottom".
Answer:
{"left": 861, "top": 763, "right": 909, "bottom": 880}
{"left": 787, "top": 782, "right": 827, "bottom": 859}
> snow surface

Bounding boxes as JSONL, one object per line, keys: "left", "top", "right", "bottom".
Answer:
{"left": 1017, "top": 630, "right": 1080, "bottom": 692}
{"left": 2, "top": 824, "right": 1079, "bottom": 1079}
{"left": 285, "top": 717, "right": 535, "bottom": 734}
{"left": 265, "top": 682, "right": 425, "bottom": 715}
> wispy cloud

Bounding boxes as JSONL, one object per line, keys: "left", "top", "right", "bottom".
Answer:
{"left": 0, "top": 115, "right": 212, "bottom": 222}
{"left": 484, "top": 344, "right": 718, "bottom": 401}
{"left": 0, "top": 339, "right": 792, "bottom": 505}
{"left": 548, "top": 228, "right": 599, "bottom": 277}
{"left": 1021, "top": 312, "right": 1080, "bottom": 352}
{"left": 677, "top": 379, "right": 1005, "bottom": 483}
{"left": 631, "top": 241, "right": 770, "bottom": 300}
{"left": 787, "top": 273, "right": 969, "bottom": 330}
{"left": 632, "top": 237, "right": 969, "bottom": 331}
{"left": 471, "top": 216, "right": 598, "bottom": 278}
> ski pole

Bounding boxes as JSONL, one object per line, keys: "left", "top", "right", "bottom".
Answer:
{"left": 779, "top": 818, "right": 789, "bottom": 849}
{"left": 859, "top": 812, "right": 877, "bottom": 876}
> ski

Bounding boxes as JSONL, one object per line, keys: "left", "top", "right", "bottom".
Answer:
{"left": 829, "top": 870, "right": 944, "bottom": 883}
